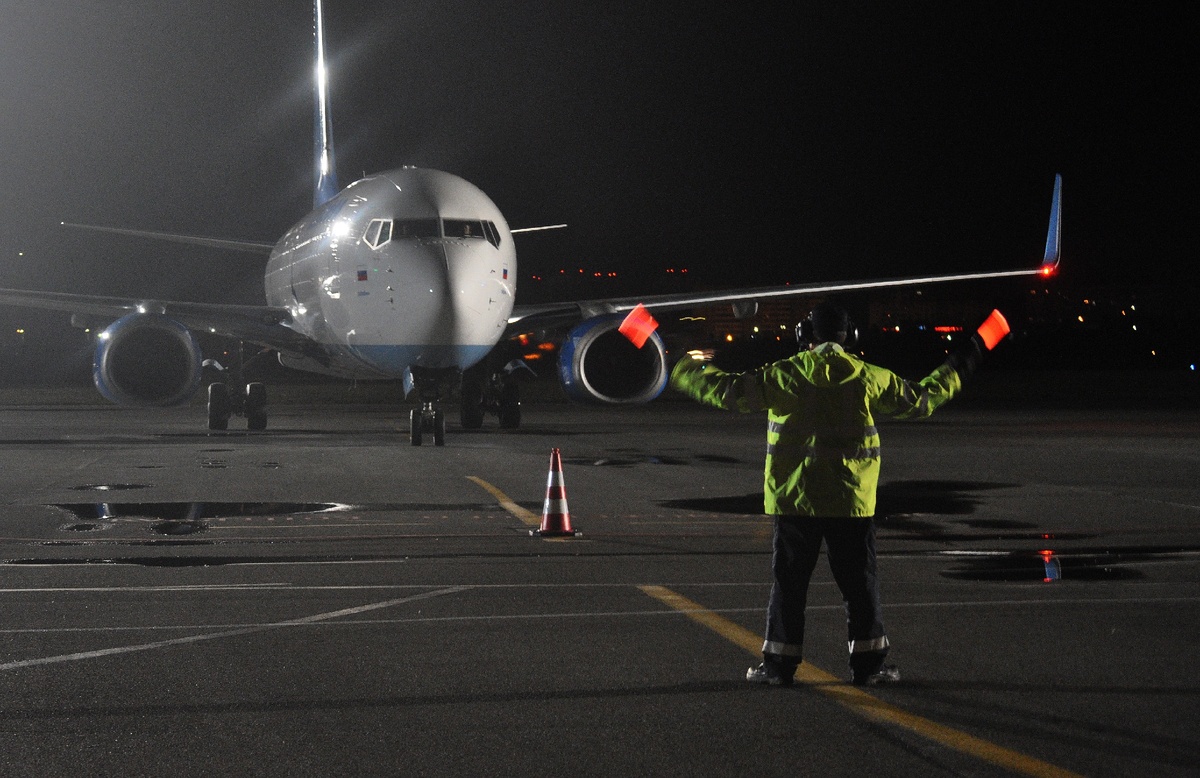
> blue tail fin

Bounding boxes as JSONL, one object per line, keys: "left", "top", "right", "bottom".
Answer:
{"left": 1041, "top": 174, "right": 1062, "bottom": 271}
{"left": 313, "top": 0, "right": 338, "bottom": 207}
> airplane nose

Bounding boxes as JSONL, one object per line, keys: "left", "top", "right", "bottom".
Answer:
{"left": 389, "top": 243, "right": 454, "bottom": 340}
{"left": 444, "top": 242, "right": 513, "bottom": 343}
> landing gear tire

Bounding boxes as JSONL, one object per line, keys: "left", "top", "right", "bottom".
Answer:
{"left": 410, "top": 406, "right": 446, "bottom": 446}
{"left": 498, "top": 380, "right": 521, "bottom": 429}
{"left": 433, "top": 409, "right": 446, "bottom": 446}
{"left": 245, "top": 382, "right": 267, "bottom": 431}
{"left": 207, "top": 383, "right": 231, "bottom": 431}
{"left": 410, "top": 408, "right": 423, "bottom": 446}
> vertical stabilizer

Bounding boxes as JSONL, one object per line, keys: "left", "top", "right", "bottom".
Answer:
{"left": 313, "top": 0, "right": 339, "bottom": 207}
{"left": 1042, "top": 173, "right": 1062, "bottom": 270}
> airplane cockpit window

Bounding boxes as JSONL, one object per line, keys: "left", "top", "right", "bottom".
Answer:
{"left": 483, "top": 220, "right": 501, "bottom": 248}
{"left": 364, "top": 218, "right": 500, "bottom": 247}
{"left": 444, "top": 218, "right": 502, "bottom": 248}
{"left": 363, "top": 218, "right": 393, "bottom": 249}
{"left": 394, "top": 219, "right": 441, "bottom": 239}
{"left": 443, "top": 219, "right": 484, "bottom": 240}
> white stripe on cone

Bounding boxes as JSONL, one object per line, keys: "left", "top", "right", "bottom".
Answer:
{"left": 535, "top": 447, "right": 578, "bottom": 536}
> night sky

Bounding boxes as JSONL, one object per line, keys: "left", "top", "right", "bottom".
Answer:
{"left": 1, "top": 3, "right": 1194, "bottom": 310}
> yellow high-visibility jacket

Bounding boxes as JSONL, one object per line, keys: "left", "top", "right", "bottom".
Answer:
{"left": 670, "top": 343, "right": 962, "bottom": 517}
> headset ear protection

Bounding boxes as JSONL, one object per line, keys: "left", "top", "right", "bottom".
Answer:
{"left": 795, "top": 317, "right": 816, "bottom": 350}
{"left": 795, "top": 310, "right": 858, "bottom": 350}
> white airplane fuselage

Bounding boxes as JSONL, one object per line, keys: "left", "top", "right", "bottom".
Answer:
{"left": 265, "top": 167, "right": 516, "bottom": 380}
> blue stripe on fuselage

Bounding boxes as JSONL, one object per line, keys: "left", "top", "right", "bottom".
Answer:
{"left": 345, "top": 343, "right": 495, "bottom": 375}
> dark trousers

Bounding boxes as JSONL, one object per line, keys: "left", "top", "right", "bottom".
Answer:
{"left": 763, "top": 516, "right": 888, "bottom": 677}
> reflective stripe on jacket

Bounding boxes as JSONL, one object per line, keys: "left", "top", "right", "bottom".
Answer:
{"left": 669, "top": 343, "right": 962, "bottom": 517}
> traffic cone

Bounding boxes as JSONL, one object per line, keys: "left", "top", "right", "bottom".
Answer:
{"left": 531, "top": 448, "right": 581, "bottom": 537}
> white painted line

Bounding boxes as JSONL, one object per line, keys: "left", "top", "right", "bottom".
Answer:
{"left": 3, "top": 594, "right": 1197, "bottom": 638}
{"left": 0, "top": 606, "right": 765, "bottom": 635}
{"left": 0, "top": 586, "right": 470, "bottom": 672}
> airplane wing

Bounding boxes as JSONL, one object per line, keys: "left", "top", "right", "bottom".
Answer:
{"left": 0, "top": 287, "right": 314, "bottom": 355}
{"left": 508, "top": 174, "right": 1063, "bottom": 335}
{"left": 507, "top": 263, "right": 1055, "bottom": 333}
{"left": 60, "top": 223, "right": 276, "bottom": 254}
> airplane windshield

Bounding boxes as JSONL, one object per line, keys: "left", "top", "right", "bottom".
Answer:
{"left": 362, "top": 217, "right": 502, "bottom": 248}
{"left": 395, "top": 219, "right": 440, "bottom": 239}
{"left": 444, "top": 218, "right": 502, "bottom": 248}
{"left": 443, "top": 219, "right": 485, "bottom": 240}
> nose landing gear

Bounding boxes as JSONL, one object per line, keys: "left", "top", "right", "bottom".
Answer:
{"left": 410, "top": 402, "right": 446, "bottom": 446}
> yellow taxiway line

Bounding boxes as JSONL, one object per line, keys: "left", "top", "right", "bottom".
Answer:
{"left": 639, "top": 585, "right": 1083, "bottom": 778}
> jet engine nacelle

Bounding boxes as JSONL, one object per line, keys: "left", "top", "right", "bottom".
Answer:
{"left": 558, "top": 314, "right": 668, "bottom": 404}
{"left": 93, "top": 313, "right": 203, "bottom": 407}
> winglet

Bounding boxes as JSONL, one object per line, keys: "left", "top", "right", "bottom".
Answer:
{"left": 1040, "top": 174, "right": 1062, "bottom": 276}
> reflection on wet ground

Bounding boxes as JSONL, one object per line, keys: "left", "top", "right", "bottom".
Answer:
{"left": 938, "top": 548, "right": 1164, "bottom": 582}
{"left": 55, "top": 502, "right": 345, "bottom": 521}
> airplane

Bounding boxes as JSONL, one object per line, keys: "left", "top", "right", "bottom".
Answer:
{"left": 0, "top": 1, "right": 1061, "bottom": 446}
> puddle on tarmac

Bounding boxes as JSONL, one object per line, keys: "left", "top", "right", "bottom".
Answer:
{"left": 72, "top": 484, "right": 149, "bottom": 492}
{"left": 51, "top": 502, "right": 350, "bottom": 540}
{"left": 150, "top": 520, "right": 207, "bottom": 536}
{"left": 62, "top": 522, "right": 108, "bottom": 533}
{"left": 54, "top": 502, "right": 346, "bottom": 522}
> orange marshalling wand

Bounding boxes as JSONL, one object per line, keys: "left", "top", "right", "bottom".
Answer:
{"left": 618, "top": 303, "right": 659, "bottom": 348}
{"left": 976, "top": 309, "right": 1010, "bottom": 351}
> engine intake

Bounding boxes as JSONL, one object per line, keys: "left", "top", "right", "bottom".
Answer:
{"left": 558, "top": 314, "right": 668, "bottom": 404}
{"left": 93, "top": 313, "right": 203, "bottom": 407}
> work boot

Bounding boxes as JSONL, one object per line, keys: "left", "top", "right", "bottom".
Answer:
{"left": 746, "top": 662, "right": 794, "bottom": 687}
{"left": 852, "top": 664, "right": 900, "bottom": 687}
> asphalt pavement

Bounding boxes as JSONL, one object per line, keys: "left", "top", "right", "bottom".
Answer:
{"left": 1, "top": 396, "right": 1197, "bottom": 776}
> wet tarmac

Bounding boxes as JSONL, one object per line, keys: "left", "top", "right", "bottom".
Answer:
{"left": 0, "top": 400, "right": 1198, "bottom": 776}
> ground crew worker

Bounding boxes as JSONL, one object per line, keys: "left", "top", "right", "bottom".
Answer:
{"left": 670, "top": 301, "right": 998, "bottom": 687}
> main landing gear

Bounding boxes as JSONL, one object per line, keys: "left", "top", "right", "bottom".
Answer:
{"left": 202, "top": 351, "right": 268, "bottom": 431}
{"left": 207, "top": 381, "right": 268, "bottom": 431}
{"left": 408, "top": 360, "right": 532, "bottom": 446}
{"left": 459, "top": 359, "right": 531, "bottom": 433}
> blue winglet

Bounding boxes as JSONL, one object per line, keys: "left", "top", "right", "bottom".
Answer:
{"left": 1041, "top": 174, "right": 1062, "bottom": 271}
